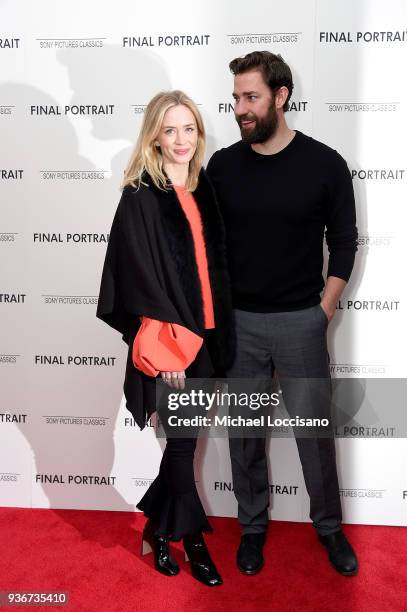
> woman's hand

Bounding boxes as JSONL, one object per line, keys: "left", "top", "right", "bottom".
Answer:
{"left": 160, "top": 371, "right": 186, "bottom": 390}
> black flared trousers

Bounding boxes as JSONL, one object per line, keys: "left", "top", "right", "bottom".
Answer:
{"left": 137, "top": 330, "right": 220, "bottom": 541}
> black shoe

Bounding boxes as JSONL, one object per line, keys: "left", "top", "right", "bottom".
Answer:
{"left": 237, "top": 533, "right": 265, "bottom": 575}
{"left": 141, "top": 519, "right": 180, "bottom": 576}
{"left": 183, "top": 532, "right": 223, "bottom": 587}
{"left": 318, "top": 530, "right": 358, "bottom": 576}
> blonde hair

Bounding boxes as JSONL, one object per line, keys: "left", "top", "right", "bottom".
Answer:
{"left": 121, "top": 90, "right": 205, "bottom": 192}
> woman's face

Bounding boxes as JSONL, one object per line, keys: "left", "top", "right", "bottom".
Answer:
{"left": 156, "top": 104, "right": 198, "bottom": 166}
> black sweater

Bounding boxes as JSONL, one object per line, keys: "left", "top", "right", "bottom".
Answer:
{"left": 206, "top": 130, "right": 358, "bottom": 312}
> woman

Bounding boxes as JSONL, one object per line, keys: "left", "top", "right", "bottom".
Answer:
{"left": 96, "top": 90, "right": 235, "bottom": 586}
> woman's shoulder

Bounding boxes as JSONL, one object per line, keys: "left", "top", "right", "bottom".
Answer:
{"left": 119, "top": 181, "right": 159, "bottom": 214}
{"left": 121, "top": 181, "right": 149, "bottom": 200}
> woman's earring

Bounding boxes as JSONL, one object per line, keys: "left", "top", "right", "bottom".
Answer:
{"left": 154, "top": 142, "right": 160, "bottom": 147}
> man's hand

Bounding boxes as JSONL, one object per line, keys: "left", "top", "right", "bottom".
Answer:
{"left": 160, "top": 371, "right": 186, "bottom": 390}
{"left": 321, "top": 276, "right": 347, "bottom": 322}
{"left": 319, "top": 300, "right": 336, "bottom": 322}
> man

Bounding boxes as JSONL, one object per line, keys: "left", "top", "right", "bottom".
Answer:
{"left": 206, "top": 51, "right": 358, "bottom": 577}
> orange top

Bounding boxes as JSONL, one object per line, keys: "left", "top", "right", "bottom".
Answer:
{"left": 174, "top": 185, "right": 215, "bottom": 329}
{"left": 132, "top": 185, "right": 215, "bottom": 377}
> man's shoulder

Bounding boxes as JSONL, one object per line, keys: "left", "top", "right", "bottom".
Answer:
{"left": 208, "top": 140, "right": 246, "bottom": 166}
{"left": 298, "top": 131, "right": 345, "bottom": 164}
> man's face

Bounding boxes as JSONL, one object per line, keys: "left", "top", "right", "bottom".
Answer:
{"left": 233, "top": 69, "right": 278, "bottom": 144}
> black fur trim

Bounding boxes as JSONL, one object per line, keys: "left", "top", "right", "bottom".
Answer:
{"left": 193, "top": 169, "right": 236, "bottom": 370}
{"left": 144, "top": 170, "right": 236, "bottom": 370}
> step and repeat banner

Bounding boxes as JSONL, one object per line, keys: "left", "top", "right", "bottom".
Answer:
{"left": 1, "top": 0, "right": 407, "bottom": 525}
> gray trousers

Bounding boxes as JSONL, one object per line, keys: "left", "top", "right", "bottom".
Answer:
{"left": 228, "top": 304, "right": 342, "bottom": 536}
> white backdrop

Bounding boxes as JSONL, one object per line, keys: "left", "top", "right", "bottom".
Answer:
{"left": 1, "top": 0, "right": 407, "bottom": 526}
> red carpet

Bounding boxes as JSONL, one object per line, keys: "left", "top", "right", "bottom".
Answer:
{"left": 0, "top": 508, "right": 406, "bottom": 611}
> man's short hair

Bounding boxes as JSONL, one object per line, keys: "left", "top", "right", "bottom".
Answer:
{"left": 229, "top": 51, "right": 294, "bottom": 112}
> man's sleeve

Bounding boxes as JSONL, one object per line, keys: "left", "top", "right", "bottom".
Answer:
{"left": 325, "top": 153, "right": 358, "bottom": 282}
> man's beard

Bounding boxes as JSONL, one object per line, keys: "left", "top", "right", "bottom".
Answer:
{"left": 236, "top": 102, "right": 278, "bottom": 144}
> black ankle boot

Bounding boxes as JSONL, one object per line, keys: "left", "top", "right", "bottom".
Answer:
{"left": 183, "top": 532, "right": 223, "bottom": 587}
{"left": 141, "top": 519, "right": 180, "bottom": 576}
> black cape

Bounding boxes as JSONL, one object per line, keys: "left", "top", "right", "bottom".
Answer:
{"left": 96, "top": 169, "right": 235, "bottom": 429}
